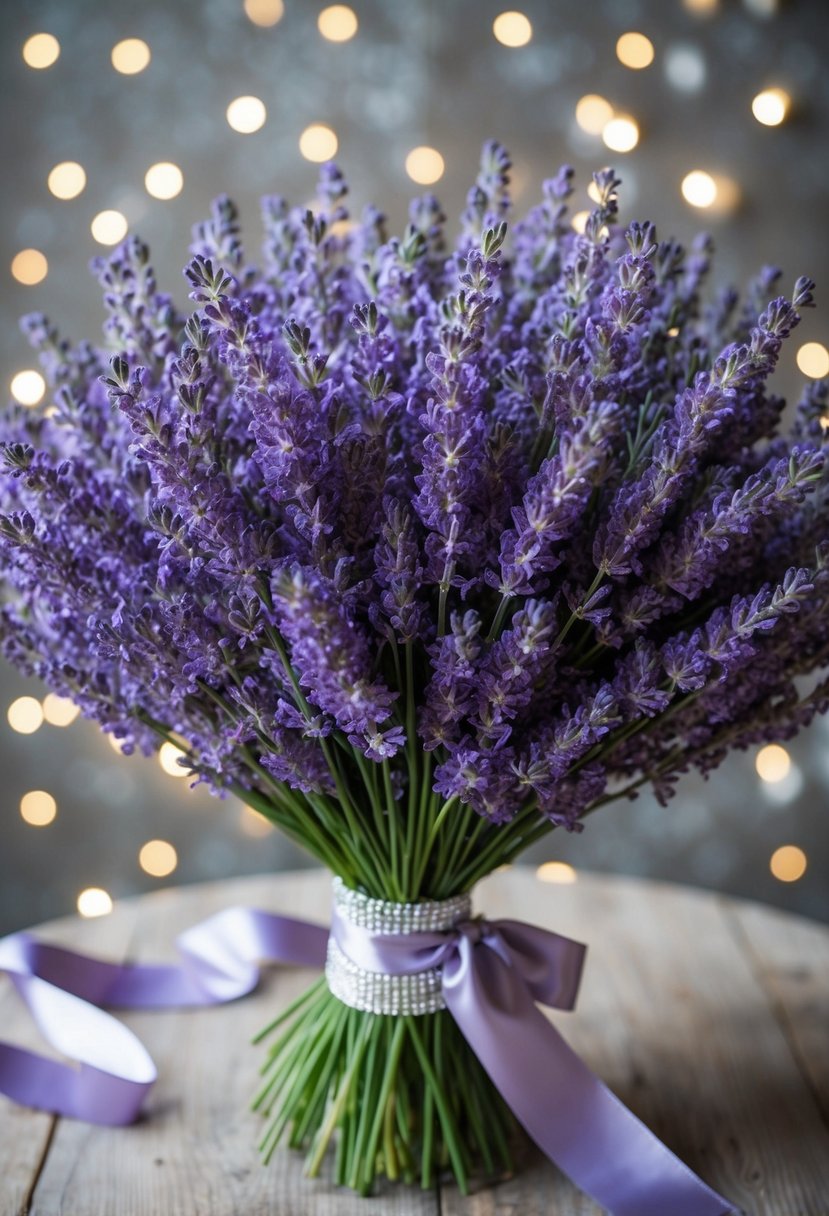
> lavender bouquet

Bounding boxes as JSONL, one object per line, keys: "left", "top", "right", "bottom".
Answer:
{"left": 2, "top": 143, "right": 828, "bottom": 1195}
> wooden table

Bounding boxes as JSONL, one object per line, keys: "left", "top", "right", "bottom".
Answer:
{"left": 2, "top": 867, "right": 828, "bottom": 1215}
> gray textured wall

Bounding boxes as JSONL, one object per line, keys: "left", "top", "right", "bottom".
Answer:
{"left": 1, "top": 0, "right": 827, "bottom": 933}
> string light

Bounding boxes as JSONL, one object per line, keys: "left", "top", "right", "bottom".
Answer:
{"left": 8, "top": 695, "right": 44, "bottom": 733}
{"left": 10, "top": 370, "right": 46, "bottom": 407}
{"left": 159, "top": 740, "right": 189, "bottom": 776}
{"left": 299, "top": 123, "right": 338, "bottom": 162}
{"left": 616, "top": 32, "right": 655, "bottom": 70}
{"left": 11, "top": 249, "right": 48, "bottom": 286}
{"left": 42, "top": 693, "right": 80, "bottom": 727}
{"left": 47, "top": 161, "right": 86, "bottom": 200}
{"left": 769, "top": 845, "right": 807, "bottom": 883}
{"left": 20, "top": 790, "right": 57, "bottom": 827}
{"left": 91, "top": 210, "right": 128, "bottom": 246}
{"left": 575, "top": 94, "right": 614, "bottom": 136}
{"left": 602, "top": 116, "right": 639, "bottom": 153}
{"left": 77, "top": 888, "right": 113, "bottom": 918}
{"left": 318, "top": 5, "right": 358, "bottom": 41}
{"left": 755, "top": 743, "right": 791, "bottom": 783}
{"left": 139, "top": 839, "right": 178, "bottom": 878}
{"left": 681, "top": 169, "right": 717, "bottom": 208}
{"left": 492, "top": 11, "right": 533, "bottom": 47}
{"left": 144, "top": 162, "right": 184, "bottom": 200}
{"left": 752, "top": 87, "right": 791, "bottom": 127}
{"left": 226, "top": 95, "right": 267, "bottom": 134}
{"left": 244, "top": 0, "right": 285, "bottom": 25}
{"left": 111, "top": 39, "right": 151, "bottom": 75}
{"left": 405, "top": 146, "right": 445, "bottom": 185}
{"left": 797, "top": 342, "right": 829, "bottom": 379}
{"left": 536, "top": 861, "right": 578, "bottom": 884}
{"left": 22, "top": 33, "right": 60, "bottom": 69}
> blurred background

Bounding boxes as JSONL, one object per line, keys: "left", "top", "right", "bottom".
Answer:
{"left": 1, "top": 0, "right": 828, "bottom": 933}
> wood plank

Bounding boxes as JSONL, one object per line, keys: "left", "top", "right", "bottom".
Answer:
{"left": 441, "top": 867, "right": 829, "bottom": 1216}
{"left": 27, "top": 872, "right": 437, "bottom": 1216}
{"left": 0, "top": 899, "right": 141, "bottom": 1216}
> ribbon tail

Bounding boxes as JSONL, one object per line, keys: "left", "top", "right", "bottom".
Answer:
{"left": 442, "top": 939, "right": 734, "bottom": 1216}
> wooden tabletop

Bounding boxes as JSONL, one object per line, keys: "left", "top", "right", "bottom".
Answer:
{"left": 2, "top": 867, "right": 828, "bottom": 1215}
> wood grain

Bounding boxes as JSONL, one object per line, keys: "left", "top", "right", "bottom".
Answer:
{"left": 1, "top": 869, "right": 827, "bottom": 1214}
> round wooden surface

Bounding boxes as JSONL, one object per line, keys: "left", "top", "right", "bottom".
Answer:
{"left": 2, "top": 867, "right": 828, "bottom": 1214}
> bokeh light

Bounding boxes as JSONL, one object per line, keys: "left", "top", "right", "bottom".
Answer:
{"left": 492, "top": 11, "right": 533, "bottom": 47}
{"left": 91, "top": 210, "right": 128, "bottom": 246}
{"left": 681, "top": 169, "right": 717, "bottom": 208}
{"left": 139, "top": 839, "right": 178, "bottom": 878}
{"left": 111, "top": 38, "right": 151, "bottom": 75}
{"left": 796, "top": 342, "right": 829, "bottom": 379}
{"left": 318, "top": 5, "right": 358, "bottom": 41}
{"left": 47, "top": 161, "right": 86, "bottom": 200}
{"left": 10, "top": 370, "right": 46, "bottom": 406}
{"left": 664, "top": 44, "right": 706, "bottom": 93}
{"left": 240, "top": 804, "right": 275, "bottom": 836}
{"left": 8, "top": 695, "right": 45, "bottom": 734}
{"left": 571, "top": 210, "right": 590, "bottom": 234}
{"left": 11, "top": 249, "right": 48, "bottom": 286}
{"left": 226, "top": 95, "right": 267, "bottom": 134}
{"left": 575, "top": 94, "right": 614, "bottom": 136}
{"left": 602, "top": 116, "right": 639, "bottom": 153}
{"left": 42, "top": 693, "right": 80, "bottom": 727}
{"left": 405, "top": 146, "right": 445, "bottom": 185}
{"left": 299, "top": 123, "right": 338, "bottom": 162}
{"left": 769, "top": 845, "right": 807, "bottom": 883}
{"left": 159, "top": 740, "right": 189, "bottom": 776}
{"left": 22, "top": 33, "right": 60, "bottom": 70}
{"left": 144, "top": 161, "right": 184, "bottom": 200}
{"left": 20, "top": 790, "right": 57, "bottom": 827}
{"left": 616, "top": 32, "right": 655, "bottom": 69}
{"left": 244, "top": 0, "right": 285, "bottom": 26}
{"left": 755, "top": 743, "right": 791, "bottom": 783}
{"left": 752, "top": 87, "right": 791, "bottom": 127}
{"left": 77, "top": 888, "right": 113, "bottom": 918}
{"left": 536, "top": 861, "right": 578, "bottom": 884}
{"left": 683, "top": 0, "right": 718, "bottom": 13}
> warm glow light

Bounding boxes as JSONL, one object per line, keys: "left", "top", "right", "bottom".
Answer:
{"left": 42, "top": 693, "right": 80, "bottom": 727}
{"left": 602, "top": 116, "right": 639, "bottom": 153}
{"left": 299, "top": 123, "right": 338, "bottom": 162}
{"left": 91, "top": 210, "right": 128, "bottom": 246}
{"left": 571, "top": 210, "right": 590, "bottom": 234}
{"left": 8, "top": 696, "right": 44, "bottom": 734}
{"left": 78, "top": 888, "right": 113, "bottom": 918}
{"left": 681, "top": 169, "right": 717, "bottom": 208}
{"left": 493, "top": 11, "right": 533, "bottom": 47}
{"left": 536, "top": 862, "right": 578, "bottom": 884}
{"left": 770, "top": 845, "right": 807, "bottom": 883}
{"left": 144, "top": 162, "right": 184, "bottom": 200}
{"left": 111, "top": 38, "right": 151, "bottom": 75}
{"left": 405, "top": 146, "right": 445, "bottom": 185}
{"left": 139, "top": 839, "right": 178, "bottom": 878}
{"left": 244, "top": 0, "right": 285, "bottom": 25}
{"left": 683, "top": 0, "right": 718, "bottom": 12}
{"left": 20, "top": 790, "right": 57, "bottom": 827}
{"left": 616, "top": 32, "right": 655, "bottom": 69}
{"left": 47, "top": 161, "right": 86, "bottom": 200}
{"left": 226, "top": 95, "right": 267, "bottom": 134}
{"left": 11, "top": 370, "right": 46, "bottom": 407}
{"left": 755, "top": 743, "right": 791, "bottom": 783}
{"left": 752, "top": 88, "right": 791, "bottom": 127}
{"left": 159, "top": 740, "right": 189, "bottom": 776}
{"left": 108, "top": 732, "right": 129, "bottom": 753}
{"left": 11, "top": 249, "right": 48, "bottom": 286}
{"left": 240, "top": 804, "right": 275, "bottom": 836}
{"left": 575, "top": 94, "right": 614, "bottom": 136}
{"left": 797, "top": 342, "right": 829, "bottom": 379}
{"left": 318, "top": 5, "right": 358, "bottom": 41}
{"left": 22, "top": 33, "right": 60, "bottom": 69}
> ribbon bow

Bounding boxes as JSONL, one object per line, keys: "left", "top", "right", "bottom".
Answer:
{"left": 0, "top": 904, "right": 733, "bottom": 1216}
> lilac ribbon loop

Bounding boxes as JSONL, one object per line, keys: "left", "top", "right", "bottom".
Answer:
{"left": 0, "top": 902, "right": 734, "bottom": 1215}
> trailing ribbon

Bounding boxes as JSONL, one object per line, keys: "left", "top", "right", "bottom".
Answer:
{"left": 0, "top": 901, "right": 733, "bottom": 1215}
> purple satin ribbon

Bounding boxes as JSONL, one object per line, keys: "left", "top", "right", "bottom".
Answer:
{"left": 0, "top": 902, "right": 734, "bottom": 1215}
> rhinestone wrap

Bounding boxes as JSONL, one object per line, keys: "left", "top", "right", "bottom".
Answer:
{"left": 325, "top": 878, "right": 472, "bottom": 1016}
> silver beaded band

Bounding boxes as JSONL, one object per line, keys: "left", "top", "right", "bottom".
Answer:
{"left": 325, "top": 878, "right": 472, "bottom": 1016}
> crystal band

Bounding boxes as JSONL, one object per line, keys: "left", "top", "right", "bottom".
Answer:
{"left": 325, "top": 878, "right": 472, "bottom": 1016}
